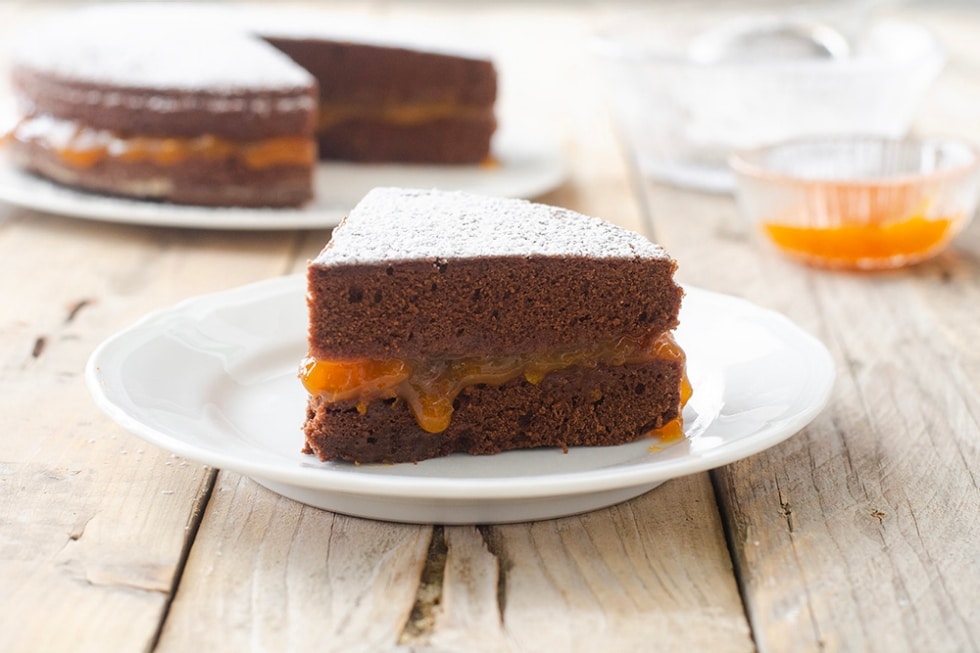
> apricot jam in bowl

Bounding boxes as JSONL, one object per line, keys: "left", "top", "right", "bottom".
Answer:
{"left": 730, "top": 137, "right": 980, "bottom": 270}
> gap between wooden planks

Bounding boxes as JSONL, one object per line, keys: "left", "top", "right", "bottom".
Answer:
{"left": 154, "top": 474, "right": 751, "bottom": 653}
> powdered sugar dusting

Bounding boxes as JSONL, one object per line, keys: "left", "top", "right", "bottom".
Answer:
{"left": 12, "top": 4, "right": 313, "bottom": 91}
{"left": 316, "top": 188, "right": 671, "bottom": 265}
{"left": 242, "top": 8, "right": 492, "bottom": 60}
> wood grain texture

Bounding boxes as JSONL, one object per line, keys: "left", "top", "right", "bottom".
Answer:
{"left": 386, "top": 478, "right": 752, "bottom": 653}
{"left": 636, "top": 7, "right": 980, "bottom": 651}
{"left": 707, "top": 258, "right": 980, "bottom": 653}
{"left": 155, "top": 474, "right": 432, "bottom": 653}
{"left": 0, "top": 205, "right": 304, "bottom": 651}
{"left": 489, "top": 478, "right": 752, "bottom": 653}
{"left": 4, "top": 1, "right": 979, "bottom": 652}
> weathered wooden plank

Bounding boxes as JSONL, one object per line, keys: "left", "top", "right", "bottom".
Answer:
{"left": 0, "top": 465, "right": 214, "bottom": 653}
{"left": 382, "top": 479, "right": 752, "bottom": 653}
{"left": 0, "top": 203, "right": 303, "bottom": 653}
{"left": 486, "top": 477, "right": 752, "bottom": 653}
{"left": 711, "top": 266, "right": 980, "bottom": 653}
{"left": 155, "top": 474, "right": 432, "bottom": 653}
{"left": 634, "top": 7, "right": 980, "bottom": 651}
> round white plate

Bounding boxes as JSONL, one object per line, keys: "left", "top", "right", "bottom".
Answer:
{"left": 86, "top": 275, "right": 835, "bottom": 524}
{"left": 0, "top": 128, "right": 565, "bottom": 230}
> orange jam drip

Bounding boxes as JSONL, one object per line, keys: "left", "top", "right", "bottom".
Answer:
{"left": 11, "top": 115, "right": 315, "bottom": 170}
{"left": 655, "top": 373, "right": 693, "bottom": 443}
{"left": 763, "top": 215, "right": 957, "bottom": 268}
{"left": 301, "top": 332, "right": 689, "bottom": 437}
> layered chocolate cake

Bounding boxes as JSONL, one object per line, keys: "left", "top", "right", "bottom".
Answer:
{"left": 5, "top": 5, "right": 497, "bottom": 207}
{"left": 301, "top": 188, "right": 690, "bottom": 464}
{"left": 7, "top": 6, "right": 318, "bottom": 207}
{"left": 263, "top": 26, "right": 496, "bottom": 164}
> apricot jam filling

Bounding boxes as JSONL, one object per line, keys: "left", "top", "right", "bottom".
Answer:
{"left": 317, "top": 102, "right": 491, "bottom": 129}
{"left": 9, "top": 115, "right": 315, "bottom": 170}
{"left": 301, "top": 332, "right": 689, "bottom": 437}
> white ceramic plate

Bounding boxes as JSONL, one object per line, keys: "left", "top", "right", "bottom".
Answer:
{"left": 0, "top": 127, "right": 565, "bottom": 230}
{"left": 86, "top": 275, "right": 835, "bottom": 524}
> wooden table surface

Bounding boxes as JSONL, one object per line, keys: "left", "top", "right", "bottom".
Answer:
{"left": 2, "top": 2, "right": 979, "bottom": 652}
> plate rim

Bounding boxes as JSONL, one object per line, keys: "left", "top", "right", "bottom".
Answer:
{"left": 85, "top": 274, "right": 836, "bottom": 500}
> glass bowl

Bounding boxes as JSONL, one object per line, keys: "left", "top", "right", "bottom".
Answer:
{"left": 592, "top": 16, "right": 944, "bottom": 192}
{"left": 730, "top": 137, "right": 980, "bottom": 270}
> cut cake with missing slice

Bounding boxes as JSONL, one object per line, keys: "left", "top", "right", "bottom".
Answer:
{"left": 301, "top": 187, "right": 689, "bottom": 464}
{"left": 6, "top": 4, "right": 497, "bottom": 208}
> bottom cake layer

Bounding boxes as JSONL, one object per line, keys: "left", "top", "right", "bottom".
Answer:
{"left": 8, "top": 142, "right": 314, "bottom": 207}
{"left": 303, "top": 359, "right": 685, "bottom": 464}
{"left": 317, "top": 116, "right": 496, "bottom": 164}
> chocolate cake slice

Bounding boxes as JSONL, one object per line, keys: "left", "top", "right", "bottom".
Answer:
{"left": 301, "top": 188, "right": 689, "bottom": 464}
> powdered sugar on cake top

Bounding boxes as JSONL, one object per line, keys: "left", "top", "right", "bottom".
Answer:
{"left": 242, "top": 8, "right": 492, "bottom": 61}
{"left": 12, "top": 4, "right": 313, "bottom": 91}
{"left": 315, "top": 188, "right": 671, "bottom": 265}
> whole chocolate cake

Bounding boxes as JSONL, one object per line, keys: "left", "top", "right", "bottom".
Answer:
{"left": 301, "top": 188, "right": 689, "bottom": 464}
{"left": 5, "top": 5, "right": 497, "bottom": 208}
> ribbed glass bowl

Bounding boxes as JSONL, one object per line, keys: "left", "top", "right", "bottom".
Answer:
{"left": 592, "top": 18, "right": 944, "bottom": 192}
{"left": 730, "top": 137, "right": 980, "bottom": 270}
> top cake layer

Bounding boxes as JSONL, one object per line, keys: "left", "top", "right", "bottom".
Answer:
{"left": 11, "top": 4, "right": 314, "bottom": 92}
{"left": 307, "top": 188, "right": 682, "bottom": 360}
{"left": 10, "top": 4, "right": 493, "bottom": 144}
{"left": 11, "top": 4, "right": 318, "bottom": 140}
